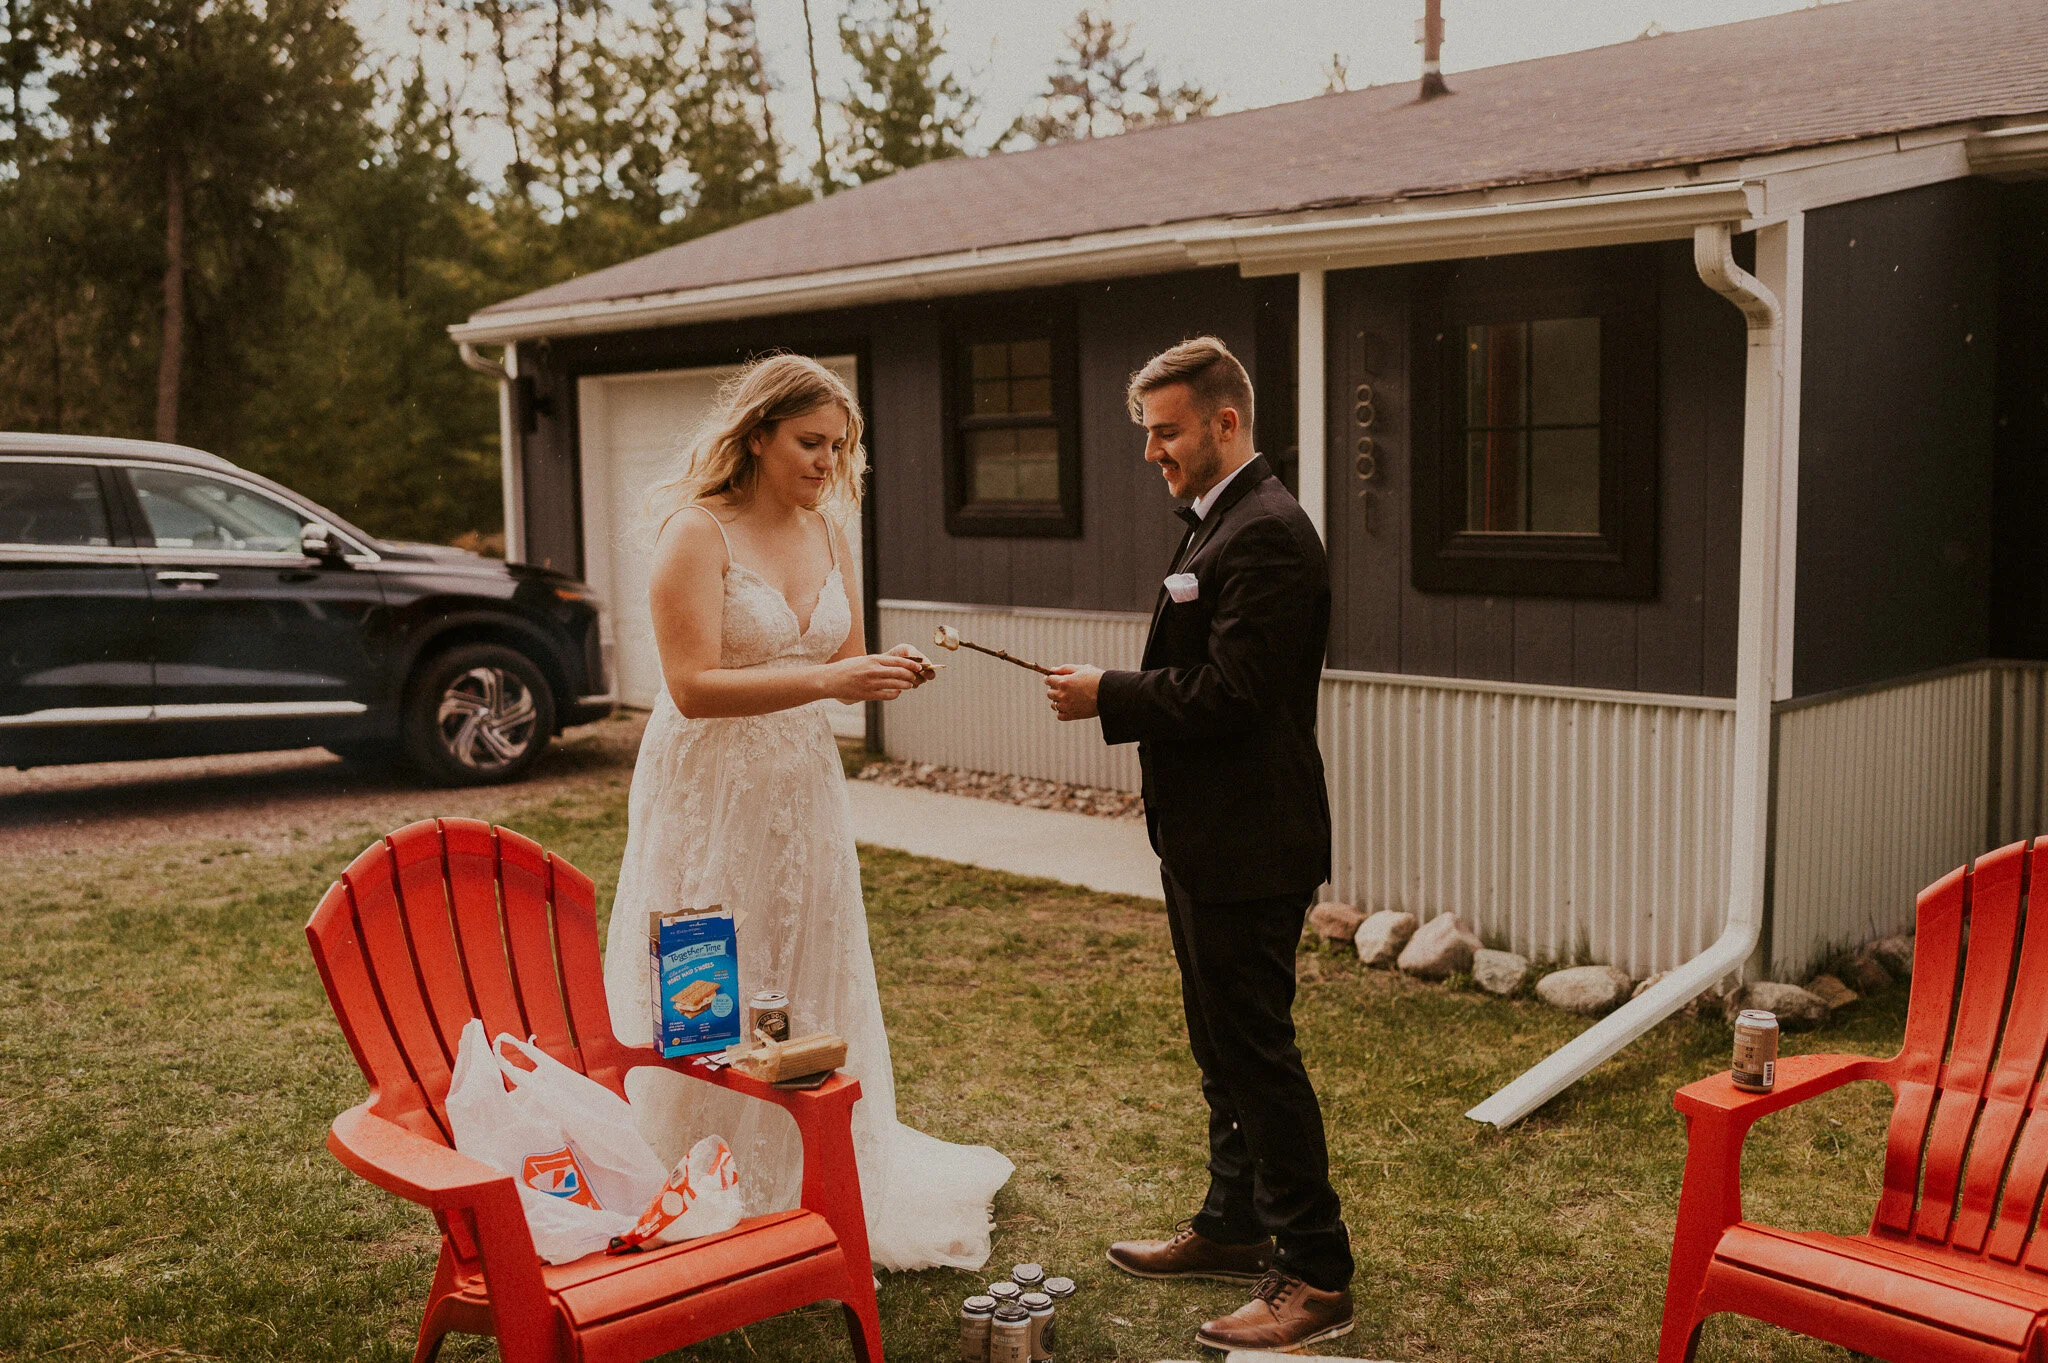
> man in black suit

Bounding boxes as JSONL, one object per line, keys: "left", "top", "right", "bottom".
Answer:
{"left": 1045, "top": 336, "right": 1353, "bottom": 1354}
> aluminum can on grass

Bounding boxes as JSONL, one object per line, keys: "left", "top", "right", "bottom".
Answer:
{"left": 1021, "top": 1291, "right": 1054, "bottom": 1361}
{"left": 987, "top": 1280, "right": 1022, "bottom": 1307}
{"left": 1732, "top": 1009, "right": 1779, "bottom": 1092}
{"left": 957, "top": 1294, "right": 995, "bottom": 1363}
{"left": 1042, "top": 1277, "right": 1075, "bottom": 1300}
{"left": 1010, "top": 1262, "right": 1045, "bottom": 1291}
{"left": 990, "top": 1302, "right": 1032, "bottom": 1363}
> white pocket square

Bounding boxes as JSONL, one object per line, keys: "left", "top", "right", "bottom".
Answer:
{"left": 1164, "top": 572, "right": 1199, "bottom": 603}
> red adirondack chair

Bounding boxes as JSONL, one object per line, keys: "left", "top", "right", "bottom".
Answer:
{"left": 1660, "top": 836, "right": 2048, "bottom": 1362}
{"left": 305, "top": 817, "right": 884, "bottom": 1363}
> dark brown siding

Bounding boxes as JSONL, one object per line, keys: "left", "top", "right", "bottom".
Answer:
{"left": 1794, "top": 180, "right": 2001, "bottom": 697}
{"left": 1322, "top": 239, "right": 1746, "bottom": 695}
{"left": 1992, "top": 181, "right": 2048, "bottom": 660}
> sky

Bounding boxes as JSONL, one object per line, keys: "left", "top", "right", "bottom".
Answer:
{"left": 346, "top": 0, "right": 1838, "bottom": 178}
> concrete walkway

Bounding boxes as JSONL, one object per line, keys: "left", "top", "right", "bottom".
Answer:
{"left": 844, "top": 780, "right": 1162, "bottom": 900}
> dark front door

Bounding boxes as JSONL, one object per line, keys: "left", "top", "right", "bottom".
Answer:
{"left": 0, "top": 459, "right": 154, "bottom": 747}
{"left": 121, "top": 464, "right": 386, "bottom": 742}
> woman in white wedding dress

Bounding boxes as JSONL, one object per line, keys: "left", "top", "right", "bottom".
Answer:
{"left": 603, "top": 353, "right": 1012, "bottom": 1272}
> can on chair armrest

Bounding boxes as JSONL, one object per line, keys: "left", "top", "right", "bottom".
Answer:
{"left": 1732, "top": 1009, "right": 1780, "bottom": 1092}
{"left": 746, "top": 990, "right": 791, "bottom": 1043}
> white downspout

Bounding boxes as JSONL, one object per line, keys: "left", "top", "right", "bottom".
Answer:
{"left": 1296, "top": 269, "right": 1328, "bottom": 541}
{"left": 459, "top": 341, "right": 526, "bottom": 565}
{"left": 1466, "top": 221, "right": 1784, "bottom": 1129}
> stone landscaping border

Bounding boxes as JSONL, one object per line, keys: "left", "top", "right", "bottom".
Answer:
{"left": 1306, "top": 902, "right": 1914, "bottom": 1028}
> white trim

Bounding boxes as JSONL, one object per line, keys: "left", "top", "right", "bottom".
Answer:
{"left": 501, "top": 347, "right": 525, "bottom": 564}
{"left": 877, "top": 597, "right": 1147, "bottom": 625}
{"left": 1182, "top": 182, "right": 1758, "bottom": 276}
{"left": 153, "top": 702, "right": 369, "bottom": 721}
{"left": 1758, "top": 213, "right": 1805, "bottom": 702}
{"left": 1296, "top": 269, "right": 1327, "bottom": 541}
{"left": 1320, "top": 666, "right": 1734, "bottom": 712}
{"left": 0, "top": 700, "right": 365, "bottom": 728}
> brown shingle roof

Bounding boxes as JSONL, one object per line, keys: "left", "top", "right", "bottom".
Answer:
{"left": 481, "top": 0, "right": 2048, "bottom": 317}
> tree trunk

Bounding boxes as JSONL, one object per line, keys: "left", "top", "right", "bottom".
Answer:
{"left": 801, "top": 0, "right": 829, "bottom": 191}
{"left": 155, "top": 152, "right": 185, "bottom": 443}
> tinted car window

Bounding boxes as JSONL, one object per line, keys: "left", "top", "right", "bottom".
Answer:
{"left": 131, "top": 466, "right": 308, "bottom": 552}
{"left": 0, "top": 462, "right": 113, "bottom": 547}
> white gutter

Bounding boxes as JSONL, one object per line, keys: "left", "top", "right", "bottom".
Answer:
{"left": 1966, "top": 122, "right": 2048, "bottom": 178}
{"left": 1467, "top": 220, "right": 1784, "bottom": 1130}
{"left": 448, "top": 182, "right": 1757, "bottom": 346}
{"left": 459, "top": 341, "right": 526, "bottom": 565}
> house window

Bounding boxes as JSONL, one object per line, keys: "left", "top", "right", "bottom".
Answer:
{"left": 1412, "top": 247, "right": 1658, "bottom": 598}
{"left": 946, "top": 306, "right": 1080, "bottom": 537}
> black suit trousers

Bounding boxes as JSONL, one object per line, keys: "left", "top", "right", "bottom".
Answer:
{"left": 1160, "top": 860, "right": 1353, "bottom": 1292}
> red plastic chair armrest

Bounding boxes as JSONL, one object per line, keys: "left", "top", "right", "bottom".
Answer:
{"left": 1675, "top": 1053, "right": 1887, "bottom": 1127}
{"left": 327, "top": 1103, "right": 558, "bottom": 1356}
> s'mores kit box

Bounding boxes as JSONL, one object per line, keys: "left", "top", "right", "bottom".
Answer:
{"left": 650, "top": 905, "right": 740, "bottom": 1058}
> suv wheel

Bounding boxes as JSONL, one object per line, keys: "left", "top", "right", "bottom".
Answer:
{"left": 402, "top": 643, "right": 555, "bottom": 786}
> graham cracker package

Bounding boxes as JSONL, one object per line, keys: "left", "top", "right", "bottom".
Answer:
{"left": 649, "top": 905, "right": 740, "bottom": 1058}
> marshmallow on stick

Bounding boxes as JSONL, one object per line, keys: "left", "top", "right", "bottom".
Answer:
{"left": 932, "top": 624, "right": 1056, "bottom": 676}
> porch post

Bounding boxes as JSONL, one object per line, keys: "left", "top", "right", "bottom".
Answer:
{"left": 1296, "top": 268, "right": 1327, "bottom": 539}
{"left": 1756, "top": 213, "right": 1804, "bottom": 702}
{"left": 498, "top": 348, "right": 526, "bottom": 565}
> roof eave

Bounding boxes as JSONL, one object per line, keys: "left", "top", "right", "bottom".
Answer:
{"left": 449, "top": 177, "right": 1761, "bottom": 347}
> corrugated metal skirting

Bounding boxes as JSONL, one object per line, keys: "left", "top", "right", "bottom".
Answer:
{"left": 877, "top": 601, "right": 1147, "bottom": 790}
{"left": 1319, "top": 672, "right": 1735, "bottom": 980}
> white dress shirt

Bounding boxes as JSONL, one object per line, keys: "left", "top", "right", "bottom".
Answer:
{"left": 1190, "top": 456, "right": 1255, "bottom": 521}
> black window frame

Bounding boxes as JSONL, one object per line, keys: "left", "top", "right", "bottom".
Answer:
{"left": 1410, "top": 246, "right": 1659, "bottom": 599}
{"left": 942, "top": 297, "right": 1082, "bottom": 538}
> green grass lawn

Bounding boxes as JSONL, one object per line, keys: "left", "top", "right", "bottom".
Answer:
{"left": 0, "top": 782, "right": 1902, "bottom": 1362}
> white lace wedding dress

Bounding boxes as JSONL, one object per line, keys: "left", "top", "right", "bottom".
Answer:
{"left": 603, "top": 507, "right": 1013, "bottom": 1272}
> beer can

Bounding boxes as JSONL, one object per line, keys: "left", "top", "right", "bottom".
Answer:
{"left": 987, "top": 1280, "right": 1023, "bottom": 1306}
{"left": 1042, "top": 1276, "right": 1076, "bottom": 1300}
{"left": 1021, "top": 1291, "right": 1054, "bottom": 1361}
{"left": 957, "top": 1294, "right": 995, "bottom": 1363}
{"left": 1010, "top": 1262, "right": 1045, "bottom": 1291}
{"left": 1732, "top": 1009, "right": 1780, "bottom": 1092}
{"left": 746, "top": 990, "right": 791, "bottom": 1043}
{"left": 990, "top": 1302, "right": 1032, "bottom": 1363}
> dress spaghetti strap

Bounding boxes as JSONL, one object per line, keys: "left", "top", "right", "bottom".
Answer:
{"left": 661, "top": 502, "right": 733, "bottom": 570}
{"left": 815, "top": 509, "right": 838, "bottom": 571}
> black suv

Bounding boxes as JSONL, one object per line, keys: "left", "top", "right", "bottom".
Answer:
{"left": 0, "top": 434, "right": 613, "bottom": 785}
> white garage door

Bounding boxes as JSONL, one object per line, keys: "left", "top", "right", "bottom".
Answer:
{"left": 575, "top": 358, "right": 864, "bottom": 738}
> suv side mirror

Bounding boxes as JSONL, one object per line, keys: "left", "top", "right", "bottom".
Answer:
{"left": 301, "top": 521, "right": 345, "bottom": 562}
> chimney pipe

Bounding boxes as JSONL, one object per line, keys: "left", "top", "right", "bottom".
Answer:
{"left": 1416, "top": 0, "right": 1450, "bottom": 99}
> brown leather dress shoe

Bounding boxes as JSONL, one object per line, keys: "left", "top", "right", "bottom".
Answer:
{"left": 1106, "top": 1220, "right": 1274, "bottom": 1282}
{"left": 1194, "top": 1269, "right": 1355, "bottom": 1352}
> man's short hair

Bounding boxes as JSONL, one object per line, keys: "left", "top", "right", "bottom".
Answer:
{"left": 1127, "top": 336, "right": 1255, "bottom": 431}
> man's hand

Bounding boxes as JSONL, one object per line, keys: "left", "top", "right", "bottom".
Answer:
{"left": 1045, "top": 664, "right": 1104, "bottom": 721}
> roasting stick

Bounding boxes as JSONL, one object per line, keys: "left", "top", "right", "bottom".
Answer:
{"left": 932, "top": 624, "right": 1055, "bottom": 676}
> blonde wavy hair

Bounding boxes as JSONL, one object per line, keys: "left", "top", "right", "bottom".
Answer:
{"left": 647, "top": 352, "right": 867, "bottom": 536}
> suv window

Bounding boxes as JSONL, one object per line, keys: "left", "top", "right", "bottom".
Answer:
{"left": 130, "top": 466, "right": 308, "bottom": 552}
{"left": 0, "top": 462, "right": 113, "bottom": 547}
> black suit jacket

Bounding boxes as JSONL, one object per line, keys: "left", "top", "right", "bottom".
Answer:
{"left": 1097, "top": 455, "right": 1332, "bottom": 902}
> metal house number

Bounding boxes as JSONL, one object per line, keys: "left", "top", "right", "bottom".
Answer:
{"left": 1354, "top": 342, "right": 1382, "bottom": 535}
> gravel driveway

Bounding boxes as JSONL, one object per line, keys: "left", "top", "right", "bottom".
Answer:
{"left": 0, "top": 712, "right": 649, "bottom": 859}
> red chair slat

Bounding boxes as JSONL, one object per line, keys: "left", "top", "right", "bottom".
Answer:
{"left": 1916, "top": 845, "right": 2030, "bottom": 1242}
{"left": 495, "top": 826, "right": 582, "bottom": 1072}
{"left": 1992, "top": 1108, "right": 2048, "bottom": 1264}
{"left": 306, "top": 880, "right": 441, "bottom": 1140}
{"left": 1877, "top": 862, "right": 1971, "bottom": 1232}
{"left": 1954, "top": 846, "right": 2048, "bottom": 1252}
{"left": 547, "top": 851, "right": 626, "bottom": 1091}
{"left": 340, "top": 837, "right": 459, "bottom": 1121}
{"left": 386, "top": 820, "right": 483, "bottom": 1064}
{"left": 441, "top": 818, "right": 529, "bottom": 1042}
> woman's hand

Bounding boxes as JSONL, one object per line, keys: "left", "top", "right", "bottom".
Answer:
{"left": 884, "top": 643, "right": 938, "bottom": 683}
{"left": 824, "top": 653, "right": 926, "bottom": 703}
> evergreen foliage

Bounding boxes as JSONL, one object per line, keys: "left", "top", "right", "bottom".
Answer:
{"left": 836, "top": 0, "right": 974, "bottom": 185}
{"left": 1004, "top": 8, "right": 1217, "bottom": 148}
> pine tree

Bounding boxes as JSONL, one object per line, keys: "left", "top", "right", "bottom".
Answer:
{"left": 1004, "top": 8, "right": 1216, "bottom": 148}
{"left": 836, "top": 0, "right": 975, "bottom": 185}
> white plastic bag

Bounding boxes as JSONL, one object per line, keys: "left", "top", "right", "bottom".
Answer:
{"left": 445, "top": 1020, "right": 669, "bottom": 1263}
{"left": 612, "top": 1134, "right": 745, "bottom": 1251}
